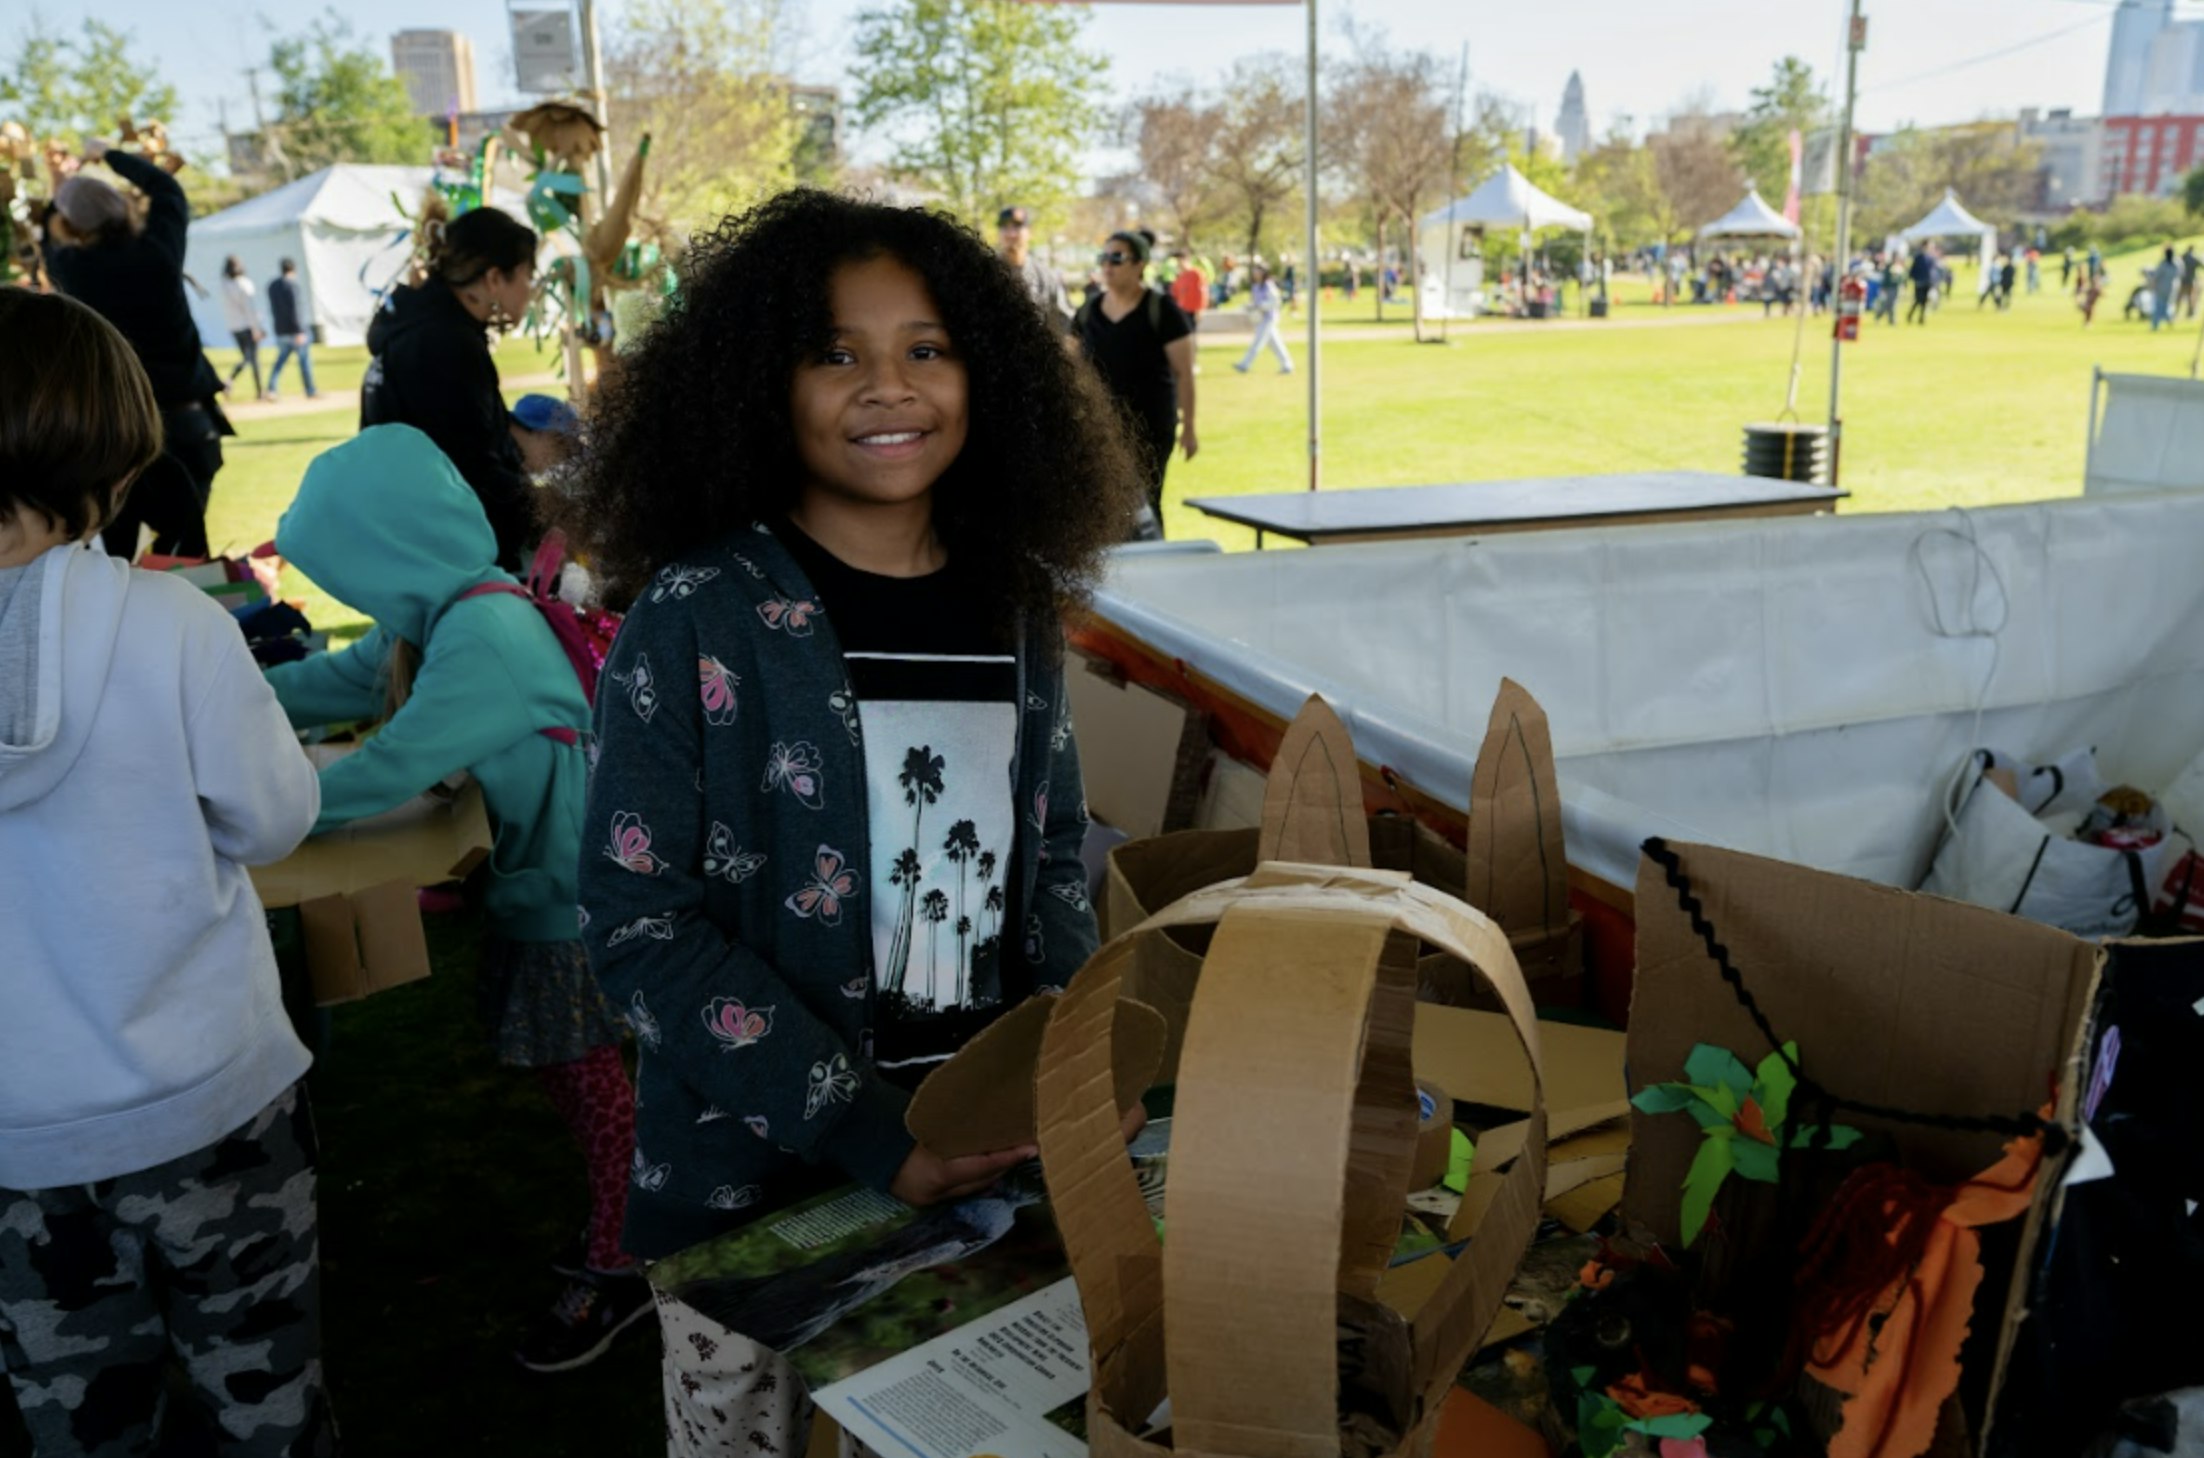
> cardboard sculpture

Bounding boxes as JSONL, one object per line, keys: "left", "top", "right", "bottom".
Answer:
{"left": 1106, "top": 689, "right": 1586, "bottom": 1077}
{"left": 1624, "top": 840, "right": 2101, "bottom": 1454}
{"left": 904, "top": 992, "right": 1168, "bottom": 1158}
{"left": 1037, "top": 863, "right": 1550, "bottom": 1457}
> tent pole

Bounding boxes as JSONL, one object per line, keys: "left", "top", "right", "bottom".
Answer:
{"left": 1826, "top": 0, "right": 1864, "bottom": 486}
{"left": 1305, "top": 0, "right": 1321, "bottom": 490}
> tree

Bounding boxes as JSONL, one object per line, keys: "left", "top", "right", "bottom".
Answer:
{"left": 1853, "top": 124, "right": 2042, "bottom": 241}
{"left": 2, "top": 17, "right": 176, "bottom": 141}
{"left": 1209, "top": 55, "right": 1303, "bottom": 261}
{"left": 1124, "top": 86, "right": 1226, "bottom": 249}
{"left": 1325, "top": 36, "right": 1451, "bottom": 324}
{"left": 1576, "top": 129, "right": 1675, "bottom": 252}
{"left": 1649, "top": 114, "right": 1740, "bottom": 238}
{"left": 1729, "top": 57, "right": 1829, "bottom": 206}
{"left": 264, "top": 14, "right": 421, "bottom": 177}
{"left": 2185, "top": 163, "right": 2204, "bottom": 220}
{"left": 851, "top": 0, "right": 1104, "bottom": 228}
{"left": 608, "top": 0, "right": 797, "bottom": 231}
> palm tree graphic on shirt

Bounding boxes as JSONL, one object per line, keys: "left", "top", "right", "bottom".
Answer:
{"left": 944, "top": 819, "right": 981, "bottom": 995}
{"left": 888, "top": 747, "right": 943, "bottom": 995}
{"left": 922, "top": 889, "right": 951, "bottom": 1001}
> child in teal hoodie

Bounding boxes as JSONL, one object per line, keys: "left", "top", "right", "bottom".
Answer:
{"left": 263, "top": 424, "right": 647, "bottom": 1370}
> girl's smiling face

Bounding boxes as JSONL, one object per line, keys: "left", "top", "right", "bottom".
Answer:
{"left": 791, "top": 254, "right": 969, "bottom": 511}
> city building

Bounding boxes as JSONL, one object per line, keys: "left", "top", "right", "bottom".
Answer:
{"left": 2102, "top": 112, "right": 2204, "bottom": 197}
{"left": 1555, "top": 72, "right": 1591, "bottom": 166}
{"left": 2102, "top": 0, "right": 2204, "bottom": 117}
{"left": 391, "top": 30, "right": 479, "bottom": 118}
{"left": 2019, "top": 108, "right": 2105, "bottom": 210}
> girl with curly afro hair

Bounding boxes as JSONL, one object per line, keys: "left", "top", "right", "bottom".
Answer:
{"left": 563, "top": 191, "right": 1145, "bottom": 1446}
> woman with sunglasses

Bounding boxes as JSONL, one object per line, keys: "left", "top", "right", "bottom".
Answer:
{"left": 1072, "top": 230, "right": 1197, "bottom": 536}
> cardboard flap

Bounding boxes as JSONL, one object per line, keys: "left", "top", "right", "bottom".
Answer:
{"left": 1258, "top": 695, "right": 1372, "bottom": 869}
{"left": 1625, "top": 841, "right": 2100, "bottom": 1250}
{"left": 1463, "top": 678, "right": 1570, "bottom": 940}
{"left": 251, "top": 754, "right": 493, "bottom": 909}
{"left": 906, "top": 993, "right": 1165, "bottom": 1158}
{"left": 1165, "top": 907, "right": 1398, "bottom": 1455}
{"left": 1044, "top": 862, "right": 1549, "bottom": 1446}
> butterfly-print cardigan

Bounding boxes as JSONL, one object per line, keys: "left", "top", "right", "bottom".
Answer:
{"left": 580, "top": 525, "right": 1100, "bottom": 1259}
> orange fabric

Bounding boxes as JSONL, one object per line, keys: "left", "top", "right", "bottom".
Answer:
{"left": 1805, "top": 1132, "right": 2043, "bottom": 1458}
{"left": 1171, "top": 267, "right": 1206, "bottom": 315}
{"left": 1431, "top": 1388, "right": 1548, "bottom": 1458}
{"left": 1607, "top": 1370, "right": 1699, "bottom": 1420}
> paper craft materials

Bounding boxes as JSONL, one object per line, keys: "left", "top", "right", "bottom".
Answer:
{"left": 1411, "top": 1080, "right": 1454, "bottom": 1190}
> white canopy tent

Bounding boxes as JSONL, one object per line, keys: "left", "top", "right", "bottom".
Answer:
{"left": 1698, "top": 188, "right": 1800, "bottom": 242}
{"left": 1899, "top": 188, "right": 1997, "bottom": 280}
{"left": 184, "top": 166, "right": 529, "bottom": 348}
{"left": 1417, "top": 164, "right": 1595, "bottom": 320}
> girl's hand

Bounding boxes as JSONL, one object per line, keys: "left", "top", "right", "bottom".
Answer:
{"left": 890, "top": 1143, "right": 1035, "bottom": 1207}
{"left": 1179, "top": 426, "right": 1199, "bottom": 462}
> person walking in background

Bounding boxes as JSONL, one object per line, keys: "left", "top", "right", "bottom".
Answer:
{"left": 265, "top": 257, "right": 318, "bottom": 400}
{"left": 2181, "top": 244, "right": 2201, "bottom": 320}
{"left": 1874, "top": 252, "right": 1901, "bottom": 324}
{"left": 2078, "top": 251, "right": 2106, "bottom": 326}
{"left": 2061, "top": 246, "right": 2075, "bottom": 289}
{"left": 2025, "top": 247, "right": 2041, "bottom": 295}
{"left": 360, "top": 203, "right": 541, "bottom": 569}
{"left": 2150, "top": 246, "right": 2179, "bottom": 331}
{"left": 1169, "top": 248, "right": 1207, "bottom": 338}
{"left": 1998, "top": 254, "right": 2017, "bottom": 311}
{"left": 1075, "top": 230, "right": 1197, "bottom": 537}
{"left": 1907, "top": 244, "right": 1937, "bottom": 324}
{"left": 1234, "top": 262, "right": 1294, "bottom": 375}
{"left": 0, "top": 289, "right": 332, "bottom": 1456}
{"left": 219, "top": 256, "right": 267, "bottom": 401}
{"left": 995, "top": 204, "right": 1070, "bottom": 337}
{"left": 39, "top": 137, "right": 226, "bottom": 557}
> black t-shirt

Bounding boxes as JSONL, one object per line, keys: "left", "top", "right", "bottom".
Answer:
{"left": 773, "top": 522, "right": 1024, "bottom": 1086}
{"left": 1076, "top": 289, "right": 1192, "bottom": 424}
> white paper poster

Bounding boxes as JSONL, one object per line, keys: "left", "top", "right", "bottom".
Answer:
{"left": 814, "top": 1277, "right": 1090, "bottom": 1458}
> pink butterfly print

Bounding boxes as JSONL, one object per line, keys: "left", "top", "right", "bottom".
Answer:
{"left": 756, "top": 598, "right": 819, "bottom": 637}
{"left": 785, "top": 845, "right": 859, "bottom": 927}
{"left": 611, "top": 652, "right": 658, "bottom": 723}
{"left": 742, "top": 1115, "right": 770, "bottom": 1140}
{"left": 605, "top": 812, "right": 665, "bottom": 875}
{"left": 701, "top": 996, "right": 773, "bottom": 1051}
{"left": 1031, "top": 786, "right": 1049, "bottom": 833}
{"left": 760, "top": 741, "right": 825, "bottom": 810}
{"left": 698, "top": 654, "right": 739, "bottom": 726}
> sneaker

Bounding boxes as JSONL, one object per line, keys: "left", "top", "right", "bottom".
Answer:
{"left": 549, "top": 1233, "right": 588, "bottom": 1280}
{"left": 515, "top": 1270, "right": 653, "bottom": 1373}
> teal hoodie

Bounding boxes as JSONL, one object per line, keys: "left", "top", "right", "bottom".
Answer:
{"left": 264, "top": 425, "right": 588, "bottom": 943}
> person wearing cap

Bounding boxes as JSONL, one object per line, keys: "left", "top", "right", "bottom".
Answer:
{"left": 997, "top": 205, "right": 1071, "bottom": 335}
{"left": 1073, "top": 230, "right": 1198, "bottom": 534}
{"left": 40, "top": 138, "right": 227, "bottom": 550}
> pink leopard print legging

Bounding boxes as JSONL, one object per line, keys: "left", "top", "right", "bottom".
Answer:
{"left": 536, "top": 1045, "right": 637, "bottom": 1271}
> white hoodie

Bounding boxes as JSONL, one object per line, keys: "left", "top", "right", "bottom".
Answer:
{"left": 0, "top": 543, "right": 320, "bottom": 1188}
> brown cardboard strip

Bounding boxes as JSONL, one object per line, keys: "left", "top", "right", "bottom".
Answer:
{"left": 1547, "top": 1173, "right": 1627, "bottom": 1234}
{"left": 1464, "top": 677, "right": 1572, "bottom": 943}
{"left": 1414, "top": 1002, "right": 1624, "bottom": 1115}
{"left": 1468, "top": 1101, "right": 1632, "bottom": 1175}
{"left": 905, "top": 994, "right": 1165, "bottom": 1158}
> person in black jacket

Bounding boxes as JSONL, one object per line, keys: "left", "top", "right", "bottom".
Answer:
{"left": 360, "top": 206, "right": 541, "bottom": 568}
{"left": 265, "top": 258, "right": 318, "bottom": 400}
{"left": 41, "top": 138, "right": 221, "bottom": 558}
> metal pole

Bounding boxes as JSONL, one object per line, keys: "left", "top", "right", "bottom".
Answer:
{"left": 578, "top": 0, "right": 615, "bottom": 204}
{"left": 1305, "top": 0, "right": 1321, "bottom": 490}
{"left": 1826, "top": 0, "right": 1865, "bottom": 485}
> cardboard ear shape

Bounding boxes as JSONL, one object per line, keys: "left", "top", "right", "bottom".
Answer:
{"left": 905, "top": 993, "right": 1165, "bottom": 1158}
{"left": 1463, "top": 677, "right": 1584, "bottom": 995}
{"left": 1259, "top": 694, "right": 1373, "bottom": 867}
{"left": 1038, "top": 864, "right": 1549, "bottom": 1458}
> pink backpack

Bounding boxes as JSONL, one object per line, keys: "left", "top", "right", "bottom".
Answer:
{"left": 459, "top": 531, "right": 621, "bottom": 743}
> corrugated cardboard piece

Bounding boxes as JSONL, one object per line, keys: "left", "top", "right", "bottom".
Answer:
{"left": 1037, "top": 863, "right": 1550, "bottom": 1458}
{"left": 250, "top": 746, "right": 493, "bottom": 1004}
{"left": 1462, "top": 678, "right": 1584, "bottom": 1000}
{"left": 1624, "top": 840, "right": 2100, "bottom": 1452}
{"left": 904, "top": 992, "right": 1166, "bottom": 1158}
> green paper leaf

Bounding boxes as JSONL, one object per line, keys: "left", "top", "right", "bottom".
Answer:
{"left": 1685, "top": 1044, "right": 1755, "bottom": 1100}
{"left": 1628, "top": 1412, "right": 1714, "bottom": 1439}
{"left": 1699, "top": 1082, "right": 1742, "bottom": 1119}
{"left": 1772, "top": 1407, "right": 1793, "bottom": 1437}
{"left": 1684, "top": 1099, "right": 1735, "bottom": 1130}
{"left": 1577, "top": 1394, "right": 1626, "bottom": 1458}
{"left": 1791, "top": 1123, "right": 1867, "bottom": 1151}
{"left": 1633, "top": 1084, "right": 1699, "bottom": 1115}
{"left": 1753, "top": 1042, "right": 1799, "bottom": 1130}
{"left": 1679, "top": 1133, "right": 1734, "bottom": 1246}
{"left": 1572, "top": 1365, "right": 1598, "bottom": 1388}
{"left": 1730, "top": 1134, "right": 1781, "bottom": 1184}
{"left": 1443, "top": 1129, "right": 1475, "bottom": 1193}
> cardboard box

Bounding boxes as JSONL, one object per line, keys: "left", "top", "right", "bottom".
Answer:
{"left": 1035, "top": 861, "right": 1552, "bottom": 1458}
{"left": 1624, "top": 839, "right": 2102, "bottom": 1455}
{"left": 250, "top": 746, "right": 494, "bottom": 1004}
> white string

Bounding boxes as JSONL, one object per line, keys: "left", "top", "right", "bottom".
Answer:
{"left": 1908, "top": 506, "right": 2010, "bottom": 836}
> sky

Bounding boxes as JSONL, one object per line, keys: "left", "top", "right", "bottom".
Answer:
{"left": 19, "top": 0, "right": 2178, "bottom": 166}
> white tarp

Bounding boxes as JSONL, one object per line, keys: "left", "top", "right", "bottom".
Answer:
{"left": 184, "top": 165, "right": 529, "bottom": 348}
{"left": 1090, "top": 491, "right": 2204, "bottom": 892}
{"left": 1417, "top": 166, "right": 1591, "bottom": 320}
{"left": 1899, "top": 188, "right": 1997, "bottom": 277}
{"left": 1420, "top": 164, "right": 1592, "bottom": 233}
{"left": 1699, "top": 188, "right": 1799, "bottom": 241}
{"left": 2085, "top": 368, "right": 2204, "bottom": 495}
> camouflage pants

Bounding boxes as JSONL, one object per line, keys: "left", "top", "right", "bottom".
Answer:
{"left": 0, "top": 1083, "right": 334, "bottom": 1457}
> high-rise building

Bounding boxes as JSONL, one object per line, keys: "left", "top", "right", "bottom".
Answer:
{"left": 391, "top": 30, "right": 479, "bottom": 118}
{"left": 1555, "top": 72, "right": 1591, "bottom": 165}
{"left": 2097, "top": 0, "right": 2204, "bottom": 117}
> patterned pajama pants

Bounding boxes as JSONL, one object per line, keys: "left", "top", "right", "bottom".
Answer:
{"left": 0, "top": 1084, "right": 333, "bottom": 1457}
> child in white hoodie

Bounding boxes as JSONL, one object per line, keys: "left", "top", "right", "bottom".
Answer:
{"left": 0, "top": 290, "right": 332, "bottom": 1455}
